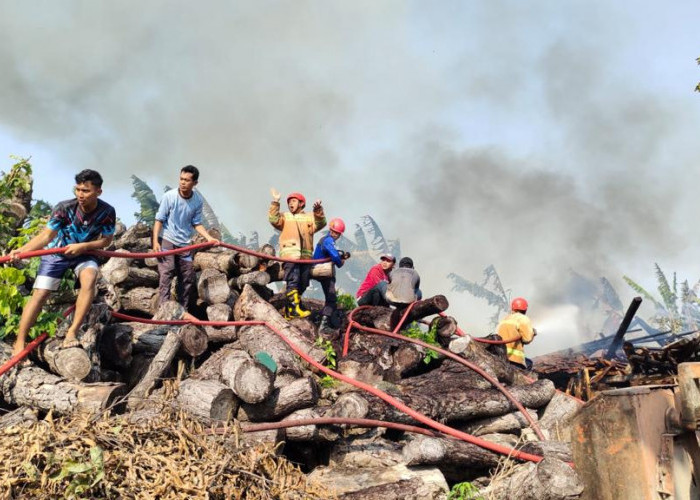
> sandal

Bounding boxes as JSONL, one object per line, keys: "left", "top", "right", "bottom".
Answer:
{"left": 61, "top": 338, "right": 81, "bottom": 349}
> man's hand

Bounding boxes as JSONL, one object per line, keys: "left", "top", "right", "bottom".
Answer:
{"left": 341, "top": 251, "right": 351, "bottom": 260}
{"left": 63, "top": 243, "right": 86, "bottom": 256}
{"left": 313, "top": 199, "right": 323, "bottom": 211}
{"left": 7, "top": 248, "right": 23, "bottom": 263}
{"left": 270, "top": 188, "right": 281, "bottom": 202}
{"left": 207, "top": 237, "right": 221, "bottom": 247}
{"left": 153, "top": 241, "right": 162, "bottom": 253}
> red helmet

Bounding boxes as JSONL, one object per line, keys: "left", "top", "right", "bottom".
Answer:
{"left": 511, "top": 297, "right": 528, "bottom": 312}
{"left": 286, "top": 192, "right": 306, "bottom": 207}
{"left": 329, "top": 218, "right": 345, "bottom": 234}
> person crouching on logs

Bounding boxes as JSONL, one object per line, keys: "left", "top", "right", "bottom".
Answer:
{"left": 268, "top": 188, "right": 326, "bottom": 319}
{"left": 312, "top": 217, "right": 350, "bottom": 334}
{"left": 496, "top": 297, "right": 537, "bottom": 370}
{"left": 8, "top": 169, "right": 116, "bottom": 356}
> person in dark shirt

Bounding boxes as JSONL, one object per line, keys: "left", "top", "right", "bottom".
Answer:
{"left": 8, "top": 169, "right": 116, "bottom": 355}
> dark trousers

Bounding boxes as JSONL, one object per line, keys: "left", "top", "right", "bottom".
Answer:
{"left": 283, "top": 262, "right": 311, "bottom": 294}
{"left": 157, "top": 238, "right": 195, "bottom": 309}
{"left": 317, "top": 276, "right": 337, "bottom": 317}
{"left": 357, "top": 282, "right": 389, "bottom": 307}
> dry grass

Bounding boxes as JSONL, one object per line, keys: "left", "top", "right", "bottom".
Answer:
{"left": 0, "top": 407, "right": 328, "bottom": 499}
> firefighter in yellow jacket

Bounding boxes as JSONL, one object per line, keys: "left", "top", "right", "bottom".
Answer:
{"left": 497, "top": 297, "right": 537, "bottom": 369}
{"left": 269, "top": 188, "right": 326, "bottom": 318}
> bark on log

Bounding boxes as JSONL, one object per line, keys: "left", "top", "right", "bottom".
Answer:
{"left": 176, "top": 378, "right": 238, "bottom": 422}
{"left": 234, "top": 285, "right": 327, "bottom": 365}
{"left": 237, "top": 324, "right": 303, "bottom": 378}
{"left": 235, "top": 252, "right": 260, "bottom": 272}
{"left": 206, "top": 303, "right": 231, "bottom": 322}
{"left": 403, "top": 435, "right": 502, "bottom": 470}
{"left": 234, "top": 270, "right": 271, "bottom": 289}
{"left": 197, "top": 268, "right": 231, "bottom": 304}
{"left": 0, "top": 344, "right": 126, "bottom": 414}
{"left": 307, "top": 464, "right": 449, "bottom": 500}
{"left": 538, "top": 391, "right": 583, "bottom": 442}
{"left": 240, "top": 376, "right": 319, "bottom": 421}
{"left": 193, "top": 249, "right": 238, "bottom": 275}
{"left": 0, "top": 407, "right": 38, "bottom": 430}
{"left": 115, "top": 222, "right": 152, "bottom": 251}
{"left": 36, "top": 343, "right": 92, "bottom": 382}
{"left": 449, "top": 336, "right": 517, "bottom": 385}
{"left": 127, "top": 328, "right": 182, "bottom": 409}
{"left": 389, "top": 295, "right": 449, "bottom": 330}
{"left": 519, "top": 441, "right": 573, "bottom": 463}
{"left": 119, "top": 286, "right": 159, "bottom": 315}
{"left": 204, "top": 325, "right": 238, "bottom": 343}
{"left": 109, "top": 266, "right": 159, "bottom": 289}
{"left": 356, "top": 378, "right": 556, "bottom": 424}
{"left": 458, "top": 409, "right": 539, "bottom": 437}
{"left": 152, "top": 300, "right": 186, "bottom": 321}
{"left": 386, "top": 344, "right": 424, "bottom": 382}
{"left": 479, "top": 457, "right": 583, "bottom": 500}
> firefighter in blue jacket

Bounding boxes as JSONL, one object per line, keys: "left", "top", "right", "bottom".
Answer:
{"left": 312, "top": 218, "right": 350, "bottom": 334}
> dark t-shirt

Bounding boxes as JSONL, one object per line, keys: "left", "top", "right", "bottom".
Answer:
{"left": 47, "top": 198, "right": 116, "bottom": 248}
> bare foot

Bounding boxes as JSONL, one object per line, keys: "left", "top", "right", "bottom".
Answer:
{"left": 11, "top": 341, "right": 25, "bottom": 357}
{"left": 61, "top": 336, "right": 81, "bottom": 349}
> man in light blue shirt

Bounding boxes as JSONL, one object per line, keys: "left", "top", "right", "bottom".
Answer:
{"left": 152, "top": 165, "right": 219, "bottom": 309}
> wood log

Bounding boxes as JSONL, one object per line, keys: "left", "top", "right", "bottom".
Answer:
{"left": 234, "top": 270, "right": 271, "bottom": 289}
{"left": 479, "top": 457, "right": 583, "bottom": 500}
{"left": 389, "top": 295, "right": 449, "bottom": 330}
{"left": 356, "top": 378, "right": 556, "bottom": 424}
{"left": 0, "top": 343, "right": 126, "bottom": 414}
{"left": 430, "top": 315, "right": 458, "bottom": 347}
{"left": 100, "top": 250, "right": 133, "bottom": 285}
{"left": 127, "top": 328, "right": 181, "bottom": 409}
{"left": 114, "top": 266, "right": 159, "bottom": 289}
{"left": 307, "top": 464, "right": 449, "bottom": 500}
{"left": 265, "top": 262, "right": 285, "bottom": 282}
{"left": 403, "top": 435, "right": 502, "bottom": 470}
{"left": 233, "top": 284, "right": 327, "bottom": 365}
{"left": 119, "top": 286, "right": 159, "bottom": 315}
{"left": 206, "top": 303, "right": 231, "bottom": 322}
{"left": 0, "top": 407, "right": 38, "bottom": 430}
{"left": 310, "top": 262, "right": 334, "bottom": 279}
{"left": 115, "top": 222, "right": 152, "bottom": 251}
{"left": 448, "top": 335, "right": 518, "bottom": 385}
{"left": 235, "top": 324, "right": 303, "bottom": 378}
{"left": 235, "top": 252, "right": 260, "bottom": 272}
{"left": 220, "top": 350, "right": 275, "bottom": 404}
{"left": 97, "top": 323, "right": 133, "bottom": 369}
{"left": 97, "top": 278, "right": 121, "bottom": 311}
{"left": 197, "top": 268, "right": 231, "bottom": 304}
{"left": 36, "top": 343, "right": 92, "bottom": 382}
{"left": 386, "top": 344, "right": 424, "bottom": 382}
{"left": 179, "top": 323, "right": 208, "bottom": 357}
{"left": 240, "top": 376, "right": 319, "bottom": 421}
{"left": 329, "top": 433, "right": 404, "bottom": 467}
{"left": 193, "top": 249, "right": 238, "bottom": 275}
{"left": 538, "top": 391, "right": 583, "bottom": 442}
{"left": 519, "top": 441, "right": 573, "bottom": 463}
{"left": 176, "top": 378, "right": 238, "bottom": 422}
{"left": 152, "top": 300, "right": 186, "bottom": 321}
{"left": 204, "top": 325, "right": 238, "bottom": 343}
{"left": 458, "top": 409, "right": 539, "bottom": 437}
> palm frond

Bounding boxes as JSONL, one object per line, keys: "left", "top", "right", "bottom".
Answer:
{"left": 623, "top": 275, "right": 663, "bottom": 310}
{"left": 448, "top": 272, "right": 509, "bottom": 310}
{"left": 130, "top": 175, "right": 159, "bottom": 225}
{"left": 655, "top": 263, "right": 678, "bottom": 316}
{"left": 352, "top": 223, "right": 368, "bottom": 252}
{"left": 360, "top": 215, "right": 390, "bottom": 254}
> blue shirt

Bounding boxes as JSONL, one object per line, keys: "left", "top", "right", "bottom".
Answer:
{"left": 47, "top": 198, "right": 116, "bottom": 249}
{"left": 155, "top": 189, "right": 204, "bottom": 246}
{"left": 313, "top": 233, "right": 344, "bottom": 267}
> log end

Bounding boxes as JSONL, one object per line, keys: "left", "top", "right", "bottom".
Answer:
{"left": 54, "top": 348, "right": 92, "bottom": 381}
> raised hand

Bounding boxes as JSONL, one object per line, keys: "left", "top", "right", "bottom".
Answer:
{"left": 270, "top": 187, "right": 281, "bottom": 202}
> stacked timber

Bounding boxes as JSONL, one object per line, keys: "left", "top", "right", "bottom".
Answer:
{"left": 0, "top": 221, "right": 585, "bottom": 500}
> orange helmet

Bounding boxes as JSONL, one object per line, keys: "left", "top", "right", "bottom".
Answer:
{"left": 286, "top": 192, "right": 306, "bottom": 207}
{"left": 329, "top": 218, "right": 345, "bottom": 234}
{"left": 511, "top": 297, "right": 528, "bottom": 312}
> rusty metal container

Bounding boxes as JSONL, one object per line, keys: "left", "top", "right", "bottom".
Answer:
{"left": 571, "top": 385, "right": 698, "bottom": 500}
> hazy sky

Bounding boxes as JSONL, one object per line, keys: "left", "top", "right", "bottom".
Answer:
{"left": 1, "top": 1, "right": 699, "bottom": 354}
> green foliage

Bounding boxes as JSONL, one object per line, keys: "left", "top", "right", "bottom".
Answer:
{"left": 448, "top": 481, "right": 484, "bottom": 500}
{"left": 0, "top": 157, "right": 33, "bottom": 247}
{"left": 337, "top": 291, "right": 356, "bottom": 311}
{"left": 130, "top": 175, "right": 159, "bottom": 225}
{"left": 402, "top": 321, "right": 439, "bottom": 364}
{"left": 50, "top": 446, "right": 105, "bottom": 497}
{"left": 315, "top": 336, "right": 338, "bottom": 388}
{"left": 319, "top": 375, "right": 337, "bottom": 388}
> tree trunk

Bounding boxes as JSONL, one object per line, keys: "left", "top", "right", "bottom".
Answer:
{"left": 389, "top": 295, "right": 449, "bottom": 330}
{"left": 239, "top": 376, "right": 319, "bottom": 421}
{"left": 479, "top": 457, "right": 583, "bottom": 500}
{"left": 233, "top": 285, "right": 327, "bottom": 365}
{"left": 355, "top": 378, "right": 556, "bottom": 424}
{"left": 0, "top": 344, "right": 126, "bottom": 414}
{"left": 197, "top": 268, "right": 231, "bottom": 304}
{"left": 127, "top": 328, "right": 182, "bottom": 409}
{"left": 538, "top": 391, "right": 583, "bottom": 442}
{"left": 119, "top": 286, "right": 159, "bottom": 315}
{"left": 430, "top": 315, "right": 458, "bottom": 347}
{"left": 206, "top": 303, "right": 231, "bottom": 322}
{"left": 403, "top": 435, "right": 502, "bottom": 470}
{"left": 176, "top": 378, "right": 238, "bottom": 422}
{"left": 193, "top": 249, "right": 238, "bottom": 275}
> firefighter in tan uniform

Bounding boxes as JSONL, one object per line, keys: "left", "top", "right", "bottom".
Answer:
{"left": 497, "top": 297, "right": 537, "bottom": 369}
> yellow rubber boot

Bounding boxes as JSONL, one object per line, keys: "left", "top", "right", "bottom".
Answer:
{"left": 286, "top": 290, "right": 310, "bottom": 319}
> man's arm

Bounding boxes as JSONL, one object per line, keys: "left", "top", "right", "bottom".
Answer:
{"left": 63, "top": 234, "right": 114, "bottom": 256}
{"left": 8, "top": 227, "right": 57, "bottom": 260}
{"left": 152, "top": 220, "right": 163, "bottom": 252}
{"left": 519, "top": 316, "right": 536, "bottom": 344}
{"left": 312, "top": 200, "right": 326, "bottom": 232}
{"left": 193, "top": 224, "right": 219, "bottom": 244}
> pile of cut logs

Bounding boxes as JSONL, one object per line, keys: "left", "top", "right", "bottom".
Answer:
{"left": 0, "top": 222, "right": 585, "bottom": 499}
